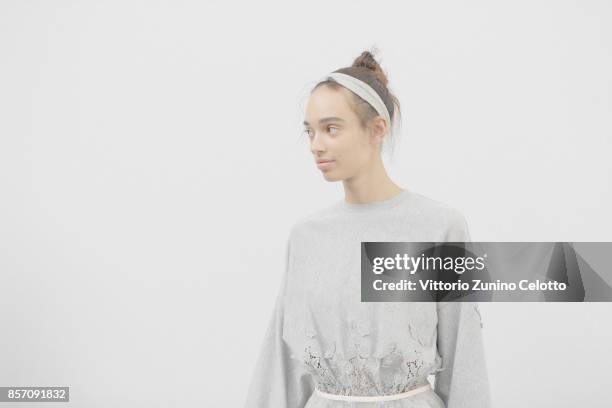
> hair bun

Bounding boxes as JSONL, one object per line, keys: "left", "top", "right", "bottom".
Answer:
{"left": 351, "top": 48, "right": 389, "bottom": 87}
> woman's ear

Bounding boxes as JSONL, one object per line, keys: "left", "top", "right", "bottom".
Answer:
{"left": 369, "top": 116, "right": 388, "bottom": 148}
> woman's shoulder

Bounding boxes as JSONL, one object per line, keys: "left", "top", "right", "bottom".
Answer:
{"left": 397, "top": 190, "right": 471, "bottom": 241}
{"left": 288, "top": 202, "right": 341, "bottom": 235}
{"left": 403, "top": 190, "right": 468, "bottom": 222}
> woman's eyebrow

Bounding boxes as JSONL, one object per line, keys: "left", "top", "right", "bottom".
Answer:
{"left": 303, "top": 117, "right": 346, "bottom": 126}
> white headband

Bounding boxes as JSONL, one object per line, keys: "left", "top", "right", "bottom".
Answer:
{"left": 319, "top": 72, "right": 392, "bottom": 133}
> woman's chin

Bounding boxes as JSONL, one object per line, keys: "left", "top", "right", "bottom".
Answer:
{"left": 321, "top": 171, "right": 342, "bottom": 182}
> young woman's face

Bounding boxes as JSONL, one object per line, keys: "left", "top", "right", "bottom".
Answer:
{"left": 303, "top": 85, "right": 378, "bottom": 182}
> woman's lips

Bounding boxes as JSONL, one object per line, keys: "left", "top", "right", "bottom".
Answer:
{"left": 317, "top": 160, "right": 335, "bottom": 170}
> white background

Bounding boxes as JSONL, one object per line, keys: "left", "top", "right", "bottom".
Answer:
{"left": 1, "top": 1, "right": 611, "bottom": 407}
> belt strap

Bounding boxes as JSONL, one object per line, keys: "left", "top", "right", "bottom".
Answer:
{"left": 314, "top": 382, "right": 431, "bottom": 402}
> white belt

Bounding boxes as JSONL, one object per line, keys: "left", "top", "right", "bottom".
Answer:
{"left": 314, "top": 382, "right": 432, "bottom": 402}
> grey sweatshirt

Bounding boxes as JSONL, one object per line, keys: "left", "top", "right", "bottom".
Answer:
{"left": 244, "top": 189, "right": 492, "bottom": 408}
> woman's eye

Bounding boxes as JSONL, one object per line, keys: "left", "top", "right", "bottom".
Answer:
{"left": 303, "top": 127, "right": 338, "bottom": 138}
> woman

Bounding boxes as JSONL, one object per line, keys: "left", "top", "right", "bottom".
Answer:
{"left": 244, "top": 50, "right": 492, "bottom": 408}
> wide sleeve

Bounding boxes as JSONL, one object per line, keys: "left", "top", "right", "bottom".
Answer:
{"left": 243, "top": 231, "right": 315, "bottom": 408}
{"left": 443, "top": 209, "right": 473, "bottom": 242}
{"left": 435, "top": 209, "right": 492, "bottom": 407}
{"left": 434, "top": 302, "right": 492, "bottom": 408}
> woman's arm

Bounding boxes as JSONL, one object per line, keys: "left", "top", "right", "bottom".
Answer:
{"left": 435, "top": 209, "right": 492, "bottom": 407}
{"left": 243, "top": 232, "right": 314, "bottom": 408}
{"left": 435, "top": 301, "right": 492, "bottom": 407}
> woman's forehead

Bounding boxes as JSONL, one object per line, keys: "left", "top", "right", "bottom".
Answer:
{"left": 305, "top": 86, "right": 354, "bottom": 124}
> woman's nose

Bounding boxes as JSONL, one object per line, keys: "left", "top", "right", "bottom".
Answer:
{"left": 310, "top": 134, "right": 325, "bottom": 153}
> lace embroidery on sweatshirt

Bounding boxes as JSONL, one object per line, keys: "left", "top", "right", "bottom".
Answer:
{"left": 301, "top": 322, "right": 433, "bottom": 396}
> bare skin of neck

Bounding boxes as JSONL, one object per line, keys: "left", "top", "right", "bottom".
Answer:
{"left": 342, "top": 154, "right": 404, "bottom": 204}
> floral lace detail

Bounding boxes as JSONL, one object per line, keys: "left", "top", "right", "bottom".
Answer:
{"left": 296, "top": 295, "right": 438, "bottom": 396}
{"left": 302, "top": 335, "right": 430, "bottom": 396}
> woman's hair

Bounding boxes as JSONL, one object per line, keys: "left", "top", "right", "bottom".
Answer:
{"left": 313, "top": 47, "right": 402, "bottom": 154}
